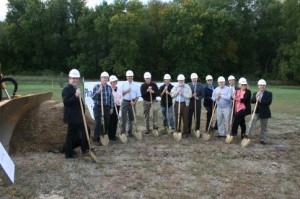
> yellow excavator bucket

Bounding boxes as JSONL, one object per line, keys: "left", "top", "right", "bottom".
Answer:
{"left": 0, "top": 92, "right": 53, "bottom": 151}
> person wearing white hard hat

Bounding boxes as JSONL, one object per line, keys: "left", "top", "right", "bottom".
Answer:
{"left": 108, "top": 75, "right": 123, "bottom": 141}
{"left": 170, "top": 74, "right": 192, "bottom": 137}
{"left": 212, "top": 76, "right": 232, "bottom": 138}
{"left": 203, "top": 75, "right": 217, "bottom": 132}
{"left": 228, "top": 75, "right": 238, "bottom": 92}
{"left": 121, "top": 70, "right": 141, "bottom": 137}
{"left": 62, "top": 69, "right": 89, "bottom": 158}
{"left": 159, "top": 74, "right": 175, "bottom": 132}
{"left": 188, "top": 73, "right": 204, "bottom": 136}
{"left": 91, "top": 71, "right": 114, "bottom": 145}
{"left": 248, "top": 79, "right": 272, "bottom": 145}
{"left": 140, "top": 72, "right": 159, "bottom": 134}
{"left": 230, "top": 77, "right": 251, "bottom": 139}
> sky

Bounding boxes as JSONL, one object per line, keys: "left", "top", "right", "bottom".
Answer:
{"left": 0, "top": 0, "right": 171, "bottom": 21}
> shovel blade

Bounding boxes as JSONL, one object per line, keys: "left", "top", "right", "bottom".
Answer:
{"left": 118, "top": 133, "right": 128, "bottom": 144}
{"left": 152, "top": 129, "right": 159, "bottom": 137}
{"left": 133, "top": 131, "right": 143, "bottom": 140}
{"left": 89, "top": 151, "right": 98, "bottom": 163}
{"left": 194, "top": 130, "right": 201, "bottom": 139}
{"left": 173, "top": 132, "right": 182, "bottom": 142}
{"left": 241, "top": 138, "right": 251, "bottom": 147}
{"left": 225, "top": 135, "right": 234, "bottom": 144}
{"left": 100, "top": 135, "right": 109, "bottom": 146}
{"left": 202, "top": 133, "right": 211, "bottom": 142}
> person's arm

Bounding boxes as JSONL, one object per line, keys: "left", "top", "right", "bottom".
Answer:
{"left": 261, "top": 91, "right": 272, "bottom": 106}
{"left": 221, "top": 87, "right": 232, "bottom": 101}
{"left": 185, "top": 84, "right": 193, "bottom": 99}
{"left": 91, "top": 84, "right": 99, "bottom": 100}
{"left": 241, "top": 89, "right": 251, "bottom": 103}
{"left": 141, "top": 83, "right": 149, "bottom": 99}
{"left": 62, "top": 86, "right": 78, "bottom": 106}
{"left": 197, "top": 84, "right": 204, "bottom": 100}
{"left": 250, "top": 92, "right": 257, "bottom": 104}
{"left": 153, "top": 83, "right": 159, "bottom": 98}
{"left": 170, "top": 86, "right": 179, "bottom": 98}
{"left": 211, "top": 88, "right": 217, "bottom": 102}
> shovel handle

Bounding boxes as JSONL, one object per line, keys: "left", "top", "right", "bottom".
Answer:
{"left": 206, "top": 102, "right": 216, "bottom": 133}
{"left": 79, "top": 96, "right": 92, "bottom": 149}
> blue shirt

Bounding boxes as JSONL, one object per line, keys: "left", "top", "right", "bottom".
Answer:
{"left": 121, "top": 81, "right": 141, "bottom": 100}
{"left": 91, "top": 83, "right": 114, "bottom": 109}
{"left": 212, "top": 86, "right": 232, "bottom": 108}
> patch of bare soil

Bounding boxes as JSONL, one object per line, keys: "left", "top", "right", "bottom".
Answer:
{"left": 1, "top": 102, "right": 300, "bottom": 198}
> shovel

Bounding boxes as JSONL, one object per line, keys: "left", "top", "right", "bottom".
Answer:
{"left": 131, "top": 100, "right": 143, "bottom": 140}
{"left": 225, "top": 95, "right": 235, "bottom": 144}
{"left": 150, "top": 93, "right": 159, "bottom": 137}
{"left": 165, "top": 88, "right": 172, "bottom": 134}
{"left": 114, "top": 104, "right": 127, "bottom": 144}
{"left": 173, "top": 101, "right": 182, "bottom": 142}
{"left": 241, "top": 100, "right": 259, "bottom": 147}
{"left": 193, "top": 88, "right": 201, "bottom": 139}
{"left": 79, "top": 96, "right": 98, "bottom": 163}
{"left": 202, "top": 103, "right": 216, "bottom": 141}
{"left": 100, "top": 87, "right": 109, "bottom": 146}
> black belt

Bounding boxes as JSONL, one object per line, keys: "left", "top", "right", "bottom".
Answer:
{"left": 175, "top": 101, "right": 185, "bottom": 103}
{"left": 124, "top": 99, "right": 135, "bottom": 102}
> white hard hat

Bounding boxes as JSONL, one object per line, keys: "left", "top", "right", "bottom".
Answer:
{"left": 217, "top": 76, "right": 226, "bottom": 82}
{"left": 191, "top": 73, "right": 198, "bottom": 79}
{"left": 164, "top": 74, "right": 171, "bottom": 80}
{"left": 101, "top": 71, "right": 109, "bottom": 77}
{"left": 206, "top": 75, "right": 213, "bottom": 80}
{"left": 177, "top": 74, "right": 185, "bottom": 81}
{"left": 69, "top": 69, "right": 80, "bottom": 78}
{"left": 109, "top": 75, "right": 118, "bottom": 82}
{"left": 126, "top": 70, "right": 134, "bottom": 76}
{"left": 228, "top": 75, "right": 235, "bottom": 81}
{"left": 144, "top": 72, "right": 151, "bottom": 78}
{"left": 238, "top": 77, "right": 247, "bottom": 84}
{"left": 257, "top": 79, "right": 267, "bottom": 85}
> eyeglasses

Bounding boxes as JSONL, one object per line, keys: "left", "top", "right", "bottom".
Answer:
{"left": 207, "top": 79, "right": 212, "bottom": 81}
{"left": 241, "top": 84, "right": 247, "bottom": 86}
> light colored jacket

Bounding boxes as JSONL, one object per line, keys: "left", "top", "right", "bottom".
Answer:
{"left": 170, "top": 83, "right": 192, "bottom": 106}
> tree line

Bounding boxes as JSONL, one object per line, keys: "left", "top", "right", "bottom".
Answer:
{"left": 0, "top": 0, "right": 299, "bottom": 82}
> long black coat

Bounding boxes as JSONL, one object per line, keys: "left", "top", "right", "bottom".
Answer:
{"left": 62, "top": 84, "right": 84, "bottom": 124}
{"left": 251, "top": 90, "right": 272, "bottom": 119}
{"left": 203, "top": 84, "right": 216, "bottom": 108}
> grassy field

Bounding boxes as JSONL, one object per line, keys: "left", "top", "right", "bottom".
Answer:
{"left": 1, "top": 76, "right": 300, "bottom": 198}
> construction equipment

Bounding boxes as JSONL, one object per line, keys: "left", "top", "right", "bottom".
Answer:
{"left": 114, "top": 104, "right": 127, "bottom": 144}
{"left": 203, "top": 103, "right": 217, "bottom": 141}
{"left": 100, "top": 86, "right": 109, "bottom": 146}
{"left": 79, "top": 97, "right": 98, "bottom": 163}
{"left": 150, "top": 93, "right": 159, "bottom": 137}
{"left": 193, "top": 87, "right": 200, "bottom": 138}
{"left": 241, "top": 100, "right": 259, "bottom": 147}
{"left": 173, "top": 102, "right": 182, "bottom": 142}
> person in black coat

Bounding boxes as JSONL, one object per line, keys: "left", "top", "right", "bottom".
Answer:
{"left": 231, "top": 78, "right": 251, "bottom": 139}
{"left": 249, "top": 79, "right": 272, "bottom": 144}
{"left": 62, "top": 69, "right": 89, "bottom": 158}
{"left": 203, "top": 75, "right": 217, "bottom": 131}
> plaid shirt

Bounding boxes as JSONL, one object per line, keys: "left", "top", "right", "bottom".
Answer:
{"left": 91, "top": 83, "right": 114, "bottom": 109}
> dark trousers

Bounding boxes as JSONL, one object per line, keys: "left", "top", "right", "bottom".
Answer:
{"left": 65, "top": 123, "right": 89, "bottom": 157}
{"left": 188, "top": 99, "right": 201, "bottom": 133}
{"left": 174, "top": 102, "right": 189, "bottom": 134}
{"left": 93, "top": 104, "right": 110, "bottom": 140}
{"left": 108, "top": 105, "right": 120, "bottom": 139}
{"left": 204, "top": 105, "right": 217, "bottom": 132}
{"left": 231, "top": 110, "right": 246, "bottom": 136}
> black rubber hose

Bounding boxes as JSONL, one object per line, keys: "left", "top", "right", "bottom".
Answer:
{"left": 0, "top": 77, "right": 18, "bottom": 96}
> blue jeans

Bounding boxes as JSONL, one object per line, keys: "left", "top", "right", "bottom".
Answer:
{"left": 161, "top": 105, "right": 175, "bottom": 129}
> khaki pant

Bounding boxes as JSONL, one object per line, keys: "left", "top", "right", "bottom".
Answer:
{"left": 249, "top": 114, "right": 269, "bottom": 141}
{"left": 143, "top": 100, "right": 158, "bottom": 130}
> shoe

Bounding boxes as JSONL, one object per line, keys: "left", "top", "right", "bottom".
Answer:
{"left": 142, "top": 129, "right": 150, "bottom": 134}
{"left": 109, "top": 137, "right": 117, "bottom": 141}
{"left": 241, "top": 134, "right": 247, "bottom": 139}
{"left": 65, "top": 155, "right": 76, "bottom": 159}
{"left": 182, "top": 133, "right": 189, "bottom": 138}
{"left": 260, "top": 141, "right": 266, "bottom": 145}
{"left": 82, "top": 150, "right": 89, "bottom": 155}
{"left": 217, "top": 135, "right": 226, "bottom": 138}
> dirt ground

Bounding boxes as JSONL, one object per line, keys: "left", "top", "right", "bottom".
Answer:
{"left": 0, "top": 102, "right": 300, "bottom": 199}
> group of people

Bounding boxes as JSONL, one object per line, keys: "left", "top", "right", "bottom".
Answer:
{"left": 62, "top": 69, "right": 272, "bottom": 159}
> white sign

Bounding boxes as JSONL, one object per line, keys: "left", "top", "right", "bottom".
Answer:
{"left": 0, "top": 142, "right": 15, "bottom": 184}
{"left": 84, "top": 81, "right": 179, "bottom": 119}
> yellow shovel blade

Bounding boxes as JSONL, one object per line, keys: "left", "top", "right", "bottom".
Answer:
{"left": 225, "top": 135, "right": 234, "bottom": 144}
{"left": 89, "top": 151, "right": 98, "bottom": 163}
{"left": 152, "top": 129, "right": 159, "bottom": 137}
{"left": 118, "top": 133, "right": 128, "bottom": 144}
{"left": 100, "top": 135, "right": 109, "bottom": 146}
{"left": 241, "top": 138, "right": 251, "bottom": 147}
{"left": 173, "top": 132, "right": 182, "bottom": 142}
{"left": 194, "top": 130, "right": 201, "bottom": 139}
{"left": 133, "top": 131, "right": 143, "bottom": 140}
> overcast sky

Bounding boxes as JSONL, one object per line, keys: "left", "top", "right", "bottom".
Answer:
{"left": 0, "top": 0, "right": 171, "bottom": 21}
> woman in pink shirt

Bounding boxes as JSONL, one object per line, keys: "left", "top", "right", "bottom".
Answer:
{"left": 231, "top": 77, "right": 251, "bottom": 139}
{"left": 108, "top": 75, "right": 123, "bottom": 141}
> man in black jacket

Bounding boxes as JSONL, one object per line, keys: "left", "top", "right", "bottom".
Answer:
{"left": 62, "top": 69, "right": 89, "bottom": 158}
{"left": 249, "top": 79, "right": 272, "bottom": 144}
{"left": 203, "top": 75, "right": 217, "bottom": 132}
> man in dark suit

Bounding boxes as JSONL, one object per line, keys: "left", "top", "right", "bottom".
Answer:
{"left": 62, "top": 69, "right": 89, "bottom": 158}
{"left": 203, "top": 75, "right": 217, "bottom": 132}
{"left": 249, "top": 79, "right": 272, "bottom": 144}
{"left": 188, "top": 73, "right": 204, "bottom": 136}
